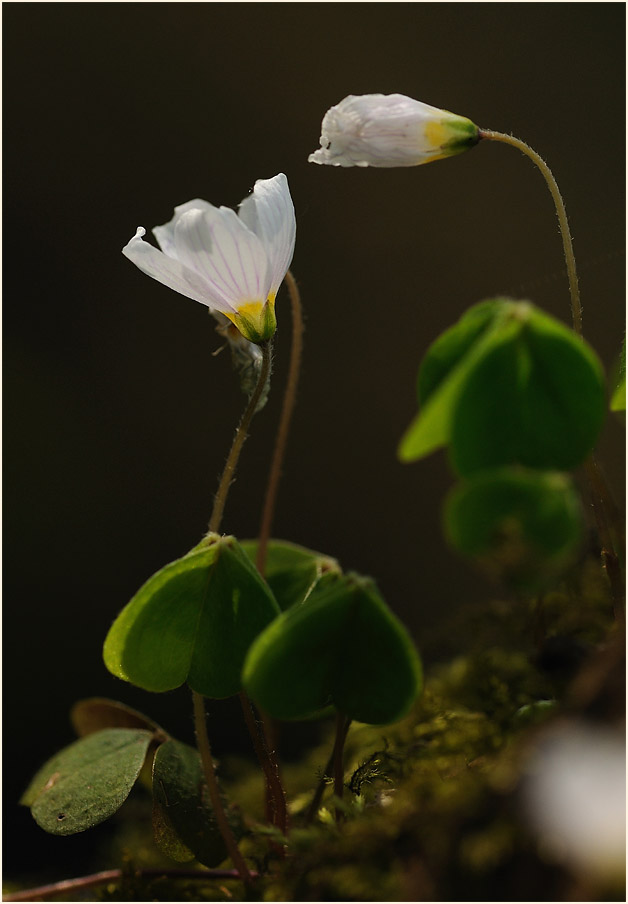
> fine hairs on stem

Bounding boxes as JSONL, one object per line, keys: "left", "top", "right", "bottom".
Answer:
{"left": 478, "top": 129, "right": 582, "bottom": 337}
{"left": 192, "top": 339, "right": 272, "bottom": 886}
{"left": 479, "top": 129, "right": 623, "bottom": 617}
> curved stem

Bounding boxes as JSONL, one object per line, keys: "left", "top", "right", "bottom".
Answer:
{"left": 208, "top": 340, "right": 272, "bottom": 535}
{"left": 479, "top": 129, "right": 583, "bottom": 337}
{"left": 256, "top": 271, "right": 304, "bottom": 573}
{"left": 4, "top": 868, "right": 259, "bottom": 902}
{"left": 192, "top": 692, "right": 253, "bottom": 884}
{"left": 306, "top": 716, "right": 351, "bottom": 825}
{"left": 333, "top": 712, "right": 350, "bottom": 822}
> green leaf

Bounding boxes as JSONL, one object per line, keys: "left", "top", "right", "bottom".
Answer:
{"left": 443, "top": 468, "right": 583, "bottom": 588}
{"left": 20, "top": 728, "right": 152, "bottom": 835}
{"left": 610, "top": 337, "right": 626, "bottom": 412}
{"left": 240, "top": 539, "right": 341, "bottom": 610}
{"left": 449, "top": 306, "right": 606, "bottom": 475}
{"left": 103, "top": 534, "right": 281, "bottom": 698}
{"left": 399, "top": 300, "right": 522, "bottom": 462}
{"left": 71, "top": 698, "right": 165, "bottom": 738}
{"left": 152, "top": 739, "right": 234, "bottom": 868}
{"left": 243, "top": 574, "right": 422, "bottom": 725}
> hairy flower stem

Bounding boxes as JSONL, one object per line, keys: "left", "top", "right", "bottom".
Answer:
{"left": 208, "top": 340, "right": 272, "bottom": 534}
{"left": 192, "top": 693, "right": 253, "bottom": 885}
{"left": 256, "top": 270, "right": 304, "bottom": 574}
{"left": 478, "top": 129, "right": 582, "bottom": 336}
{"left": 480, "top": 129, "right": 623, "bottom": 616}
{"left": 191, "top": 341, "right": 272, "bottom": 884}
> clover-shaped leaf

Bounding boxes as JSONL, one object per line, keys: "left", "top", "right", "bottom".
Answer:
{"left": 443, "top": 467, "right": 583, "bottom": 588}
{"left": 243, "top": 573, "right": 422, "bottom": 725}
{"left": 103, "top": 534, "right": 280, "bottom": 698}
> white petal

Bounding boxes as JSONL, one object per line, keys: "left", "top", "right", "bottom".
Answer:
{"left": 122, "top": 227, "right": 236, "bottom": 313}
{"left": 152, "top": 199, "right": 215, "bottom": 259}
{"left": 174, "top": 206, "right": 271, "bottom": 308}
{"left": 238, "top": 173, "right": 296, "bottom": 296}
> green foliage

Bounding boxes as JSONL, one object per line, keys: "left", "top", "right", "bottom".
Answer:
{"left": 443, "top": 467, "right": 583, "bottom": 588}
{"left": 240, "top": 538, "right": 341, "bottom": 610}
{"left": 152, "top": 739, "right": 233, "bottom": 868}
{"left": 103, "top": 534, "right": 280, "bottom": 698}
{"left": 399, "top": 299, "right": 606, "bottom": 474}
{"left": 20, "top": 728, "right": 152, "bottom": 835}
{"left": 243, "top": 573, "right": 423, "bottom": 724}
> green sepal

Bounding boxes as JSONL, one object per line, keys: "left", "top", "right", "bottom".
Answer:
{"left": 103, "top": 534, "right": 281, "bottom": 698}
{"left": 152, "top": 739, "right": 238, "bottom": 868}
{"left": 443, "top": 467, "right": 583, "bottom": 589}
{"left": 243, "top": 573, "right": 422, "bottom": 725}
{"left": 20, "top": 728, "right": 153, "bottom": 835}
{"left": 240, "top": 539, "right": 341, "bottom": 610}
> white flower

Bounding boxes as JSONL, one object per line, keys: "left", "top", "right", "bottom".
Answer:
{"left": 123, "top": 173, "right": 296, "bottom": 344}
{"left": 308, "top": 93, "right": 479, "bottom": 168}
{"left": 522, "top": 721, "right": 626, "bottom": 880}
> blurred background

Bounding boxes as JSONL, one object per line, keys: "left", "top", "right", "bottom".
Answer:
{"left": 4, "top": 2, "right": 625, "bottom": 881}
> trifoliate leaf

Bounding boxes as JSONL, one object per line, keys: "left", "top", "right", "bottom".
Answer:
{"left": 243, "top": 574, "right": 422, "bottom": 725}
{"left": 103, "top": 534, "right": 280, "bottom": 698}
{"left": 443, "top": 467, "right": 583, "bottom": 588}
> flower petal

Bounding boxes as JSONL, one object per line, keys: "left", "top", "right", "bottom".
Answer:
{"left": 174, "top": 206, "right": 270, "bottom": 309}
{"left": 122, "top": 227, "right": 236, "bottom": 313}
{"left": 152, "top": 199, "right": 215, "bottom": 259}
{"left": 237, "top": 174, "right": 295, "bottom": 297}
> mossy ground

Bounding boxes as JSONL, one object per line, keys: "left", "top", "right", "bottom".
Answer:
{"left": 5, "top": 555, "right": 624, "bottom": 902}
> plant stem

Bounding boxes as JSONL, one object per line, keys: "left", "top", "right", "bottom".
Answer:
{"left": 256, "top": 270, "right": 304, "bottom": 574}
{"left": 238, "top": 691, "right": 288, "bottom": 835}
{"left": 4, "top": 868, "right": 259, "bottom": 902}
{"left": 584, "top": 456, "right": 625, "bottom": 619}
{"left": 333, "top": 712, "right": 350, "bottom": 822}
{"left": 478, "top": 129, "right": 583, "bottom": 337}
{"left": 192, "top": 692, "right": 253, "bottom": 885}
{"left": 208, "top": 339, "right": 272, "bottom": 535}
{"left": 306, "top": 715, "right": 352, "bottom": 824}
{"left": 191, "top": 345, "right": 272, "bottom": 884}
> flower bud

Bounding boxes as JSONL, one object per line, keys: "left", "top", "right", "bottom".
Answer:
{"left": 308, "top": 93, "right": 479, "bottom": 168}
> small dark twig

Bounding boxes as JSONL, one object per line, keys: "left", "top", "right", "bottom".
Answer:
{"left": 4, "top": 867, "right": 259, "bottom": 902}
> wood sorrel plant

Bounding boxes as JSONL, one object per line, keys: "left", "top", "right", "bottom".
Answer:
{"left": 16, "top": 94, "right": 623, "bottom": 901}
{"left": 18, "top": 170, "right": 423, "bottom": 890}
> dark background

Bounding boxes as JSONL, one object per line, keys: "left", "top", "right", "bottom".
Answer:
{"left": 4, "top": 2, "right": 625, "bottom": 882}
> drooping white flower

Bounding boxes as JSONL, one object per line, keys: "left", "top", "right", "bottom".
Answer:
{"left": 308, "top": 94, "right": 479, "bottom": 168}
{"left": 123, "top": 173, "right": 296, "bottom": 344}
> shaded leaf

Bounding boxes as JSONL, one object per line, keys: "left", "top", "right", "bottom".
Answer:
{"left": 243, "top": 574, "right": 422, "bottom": 725}
{"left": 443, "top": 467, "right": 583, "bottom": 588}
{"left": 71, "top": 698, "right": 165, "bottom": 738}
{"left": 21, "top": 729, "right": 152, "bottom": 835}
{"left": 103, "top": 534, "right": 281, "bottom": 698}
{"left": 152, "top": 739, "right": 234, "bottom": 868}
{"left": 240, "top": 539, "right": 341, "bottom": 610}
